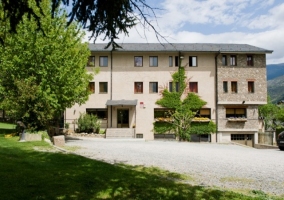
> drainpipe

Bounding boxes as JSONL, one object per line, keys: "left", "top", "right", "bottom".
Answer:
{"left": 215, "top": 50, "right": 221, "bottom": 143}
{"left": 110, "top": 50, "right": 113, "bottom": 127}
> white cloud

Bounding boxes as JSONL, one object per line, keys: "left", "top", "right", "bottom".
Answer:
{"left": 85, "top": 0, "right": 283, "bottom": 64}
{"left": 244, "top": 3, "right": 284, "bottom": 29}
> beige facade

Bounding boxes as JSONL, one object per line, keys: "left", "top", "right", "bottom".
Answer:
{"left": 65, "top": 43, "right": 272, "bottom": 144}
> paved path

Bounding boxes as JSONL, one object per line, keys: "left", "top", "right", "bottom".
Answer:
{"left": 65, "top": 137, "right": 284, "bottom": 196}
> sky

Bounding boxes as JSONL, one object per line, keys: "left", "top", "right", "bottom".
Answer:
{"left": 91, "top": 0, "right": 284, "bottom": 65}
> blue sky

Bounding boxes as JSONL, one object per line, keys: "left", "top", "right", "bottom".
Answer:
{"left": 91, "top": 0, "right": 284, "bottom": 64}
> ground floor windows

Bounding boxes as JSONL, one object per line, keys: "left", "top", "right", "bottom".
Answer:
{"left": 86, "top": 108, "right": 107, "bottom": 119}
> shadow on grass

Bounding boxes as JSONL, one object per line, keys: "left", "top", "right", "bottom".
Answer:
{"left": 0, "top": 135, "right": 277, "bottom": 200}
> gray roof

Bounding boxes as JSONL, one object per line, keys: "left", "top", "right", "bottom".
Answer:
{"left": 89, "top": 43, "right": 273, "bottom": 54}
{"left": 106, "top": 99, "right": 138, "bottom": 106}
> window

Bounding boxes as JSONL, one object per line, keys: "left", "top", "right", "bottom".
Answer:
{"left": 88, "top": 82, "right": 95, "bottom": 93}
{"left": 134, "top": 82, "right": 143, "bottom": 93}
{"left": 231, "top": 81, "right": 237, "bottom": 93}
{"left": 196, "top": 109, "right": 211, "bottom": 119}
{"left": 189, "top": 82, "right": 198, "bottom": 93}
{"left": 230, "top": 55, "right": 237, "bottom": 66}
{"left": 88, "top": 56, "right": 95, "bottom": 66}
{"left": 175, "top": 56, "right": 179, "bottom": 67}
{"left": 134, "top": 56, "right": 143, "bottom": 67}
{"left": 248, "top": 81, "right": 254, "bottom": 93}
{"left": 86, "top": 109, "right": 107, "bottom": 119}
{"left": 169, "top": 82, "right": 179, "bottom": 92}
{"left": 247, "top": 55, "right": 253, "bottom": 66}
{"left": 149, "top": 56, "right": 158, "bottom": 67}
{"left": 99, "top": 56, "right": 108, "bottom": 67}
{"left": 231, "top": 134, "right": 253, "bottom": 141}
{"left": 222, "top": 55, "right": 227, "bottom": 66}
{"left": 223, "top": 81, "right": 228, "bottom": 93}
{"left": 149, "top": 82, "right": 158, "bottom": 93}
{"left": 99, "top": 82, "right": 108, "bottom": 93}
{"left": 226, "top": 108, "right": 246, "bottom": 118}
{"left": 169, "top": 56, "right": 173, "bottom": 67}
{"left": 189, "top": 56, "right": 197, "bottom": 67}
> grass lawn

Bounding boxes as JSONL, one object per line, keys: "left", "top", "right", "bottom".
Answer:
{"left": 0, "top": 122, "right": 16, "bottom": 129}
{"left": 0, "top": 122, "right": 16, "bottom": 134}
{"left": 0, "top": 134, "right": 282, "bottom": 200}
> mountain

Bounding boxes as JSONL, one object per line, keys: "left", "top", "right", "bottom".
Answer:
{"left": 267, "top": 63, "right": 284, "bottom": 80}
{"left": 267, "top": 63, "right": 284, "bottom": 103}
{"left": 267, "top": 75, "right": 284, "bottom": 103}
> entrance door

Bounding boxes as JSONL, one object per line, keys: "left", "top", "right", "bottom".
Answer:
{"left": 117, "top": 109, "right": 129, "bottom": 128}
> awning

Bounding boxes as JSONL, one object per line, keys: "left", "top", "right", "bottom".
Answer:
{"left": 106, "top": 99, "right": 138, "bottom": 106}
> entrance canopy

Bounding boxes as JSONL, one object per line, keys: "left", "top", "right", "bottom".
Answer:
{"left": 106, "top": 99, "right": 138, "bottom": 106}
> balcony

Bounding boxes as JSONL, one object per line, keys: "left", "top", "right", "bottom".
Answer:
{"left": 227, "top": 117, "right": 247, "bottom": 122}
{"left": 192, "top": 117, "right": 211, "bottom": 122}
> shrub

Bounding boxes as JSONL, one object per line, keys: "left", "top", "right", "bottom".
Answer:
{"left": 77, "top": 113, "right": 101, "bottom": 133}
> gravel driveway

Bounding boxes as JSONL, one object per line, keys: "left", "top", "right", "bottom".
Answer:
{"left": 65, "top": 137, "right": 284, "bottom": 196}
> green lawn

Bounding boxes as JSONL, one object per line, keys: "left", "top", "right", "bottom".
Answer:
{"left": 0, "top": 134, "right": 282, "bottom": 200}
{"left": 0, "top": 122, "right": 16, "bottom": 129}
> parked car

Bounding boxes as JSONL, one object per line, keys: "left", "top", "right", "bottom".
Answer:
{"left": 277, "top": 131, "right": 284, "bottom": 151}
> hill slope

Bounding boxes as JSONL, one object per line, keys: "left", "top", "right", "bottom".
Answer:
{"left": 267, "top": 74, "right": 284, "bottom": 103}
{"left": 267, "top": 63, "right": 284, "bottom": 80}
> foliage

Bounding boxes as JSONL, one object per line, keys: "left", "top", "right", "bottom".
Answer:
{"left": 155, "top": 65, "right": 215, "bottom": 141}
{"left": 0, "top": 136, "right": 281, "bottom": 200}
{"left": 259, "top": 96, "right": 284, "bottom": 130}
{"left": 190, "top": 121, "right": 216, "bottom": 135}
{"left": 0, "top": 0, "right": 162, "bottom": 49}
{"left": 77, "top": 113, "right": 101, "bottom": 133}
{"left": 153, "top": 122, "right": 174, "bottom": 134}
{"left": 0, "top": 0, "right": 93, "bottom": 130}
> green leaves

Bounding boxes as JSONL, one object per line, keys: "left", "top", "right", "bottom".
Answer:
{"left": 155, "top": 61, "right": 215, "bottom": 141}
{"left": 0, "top": 0, "right": 92, "bottom": 130}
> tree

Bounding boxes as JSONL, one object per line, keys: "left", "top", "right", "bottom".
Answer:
{"left": 259, "top": 96, "right": 284, "bottom": 131}
{"left": 0, "top": 0, "right": 161, "bottom": 49}
{"left": 0, "top": 0, "right": 93, "bottom": 130}
{"left": 155, "top": 65, "right": 216, "bottom": 141}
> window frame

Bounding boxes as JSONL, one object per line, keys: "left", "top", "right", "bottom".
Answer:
{"left": 134, "top": 56, "right": 143, "bottom": 67}
{"left": 248, "top": 81, "right": 255, "bottom": 93}
{"left": 134, "top": 82, "right": 143, "bottom": 93}
{"left": 88, "top": 82, "right": 95, "bottom": 93}
{"left": 189, "top": 56, "right": 197, "bottom": 67}
{"left": 149, "top": 56, "right": 158, "bottom": 67}
{"left": 230, "top": 55, "right": 237, "bottom": 66}
{"left": 231, "top": 81, "right": 238, "bottom": 93}
{"left": 99, "top": 56, "right": 108, "bottom": 67}
{"left": 195, "top": 108, "right": 211, "bottom": 119}
{"left": 149, "top": 82, "right": 158, "bottom": 93}
{"left": 169, "top": 56, "right": 173, "bottom": 67}
{"left": 222, "top": 55, "right": 227, "bottom": 66}
{"left": 189, "top": 82, "right": 198, "bottom": 93}
{"left": 175, "top": 56, "right": 179, "bottom": 67}
{"left": 88, "top": 56, "right": 95, "bottom": 66}
{"left": 86, "top": 108, "right": 108, "bottom": 119}
{"left": 223, "top": 81, "right": 228, "bottom": 93}
{"left": 169, "top": 82, "right": 179, "bottom": 92}
{"left": 247, "top": 55, "right": 253, "bottom": 66}
{"left": 99, "top": 82, "right": 108, "bottom": 93}
{"left": 226, "top": 108, "right": 246, "bottom": 118}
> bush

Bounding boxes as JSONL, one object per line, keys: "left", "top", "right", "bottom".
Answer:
{"left": 77, "top": 113, "right": 101, "bottom": 133}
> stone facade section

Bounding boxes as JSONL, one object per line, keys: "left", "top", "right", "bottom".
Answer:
{"left": 218, "top": 105, "right": 259, "bottom": 131}
{"left": 217, "top": 54, "right": 267, "bottom": 103}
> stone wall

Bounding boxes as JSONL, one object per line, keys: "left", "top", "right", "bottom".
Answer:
{"left": 217, "top": 54, "right": 267, "bottom": 103}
